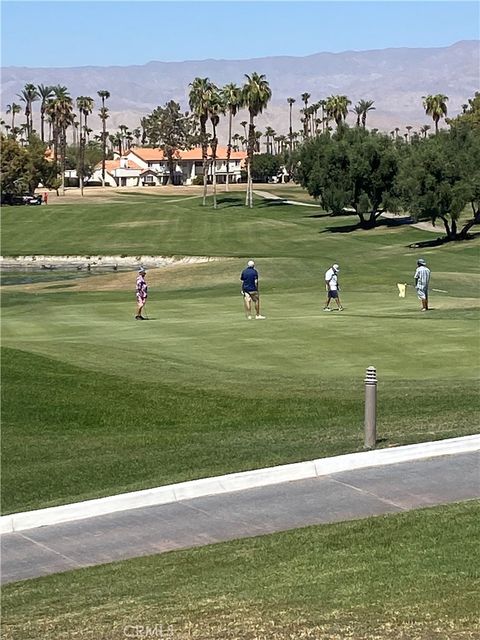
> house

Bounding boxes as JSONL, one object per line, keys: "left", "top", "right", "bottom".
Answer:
{"left": 92, "top": 146, "right": 247, "bottom": 187}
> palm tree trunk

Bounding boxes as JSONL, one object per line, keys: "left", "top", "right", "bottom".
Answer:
{"left": 225, "top": 110, "right": 233, "bottom": 193}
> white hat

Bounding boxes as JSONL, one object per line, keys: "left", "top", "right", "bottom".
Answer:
{"left": 333, "top": 263, "right": 339, "bottom": 271}
{"left": 247, "top": 260, "right": 255, "bottom": 267}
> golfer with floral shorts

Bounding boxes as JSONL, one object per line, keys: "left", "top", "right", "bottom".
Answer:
{"left": 135, "top": 267, "right": 148, "bottom": 320}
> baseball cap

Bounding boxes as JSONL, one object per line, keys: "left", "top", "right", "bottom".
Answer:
{"left": 247, "top": 260, "right": 255, "bottom": 267}
{"left": 138, "top": 266, "right": 146, "bottom": 273}
{"left": 332, "top": 263, "right": 339, "bottom": 271}
{"left": 417, "top": 258, "right": 426, "bottom": 266}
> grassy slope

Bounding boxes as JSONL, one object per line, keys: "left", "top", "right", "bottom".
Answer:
{"left": 1, "top": 193, "right": 479, "bottom": 512}
{"left": 2, "top": 501, "right": 479, "bottom": 639}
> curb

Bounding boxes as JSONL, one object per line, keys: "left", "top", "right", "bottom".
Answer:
{"left": 1, "top": 434, "right": 479, "bottom": 534}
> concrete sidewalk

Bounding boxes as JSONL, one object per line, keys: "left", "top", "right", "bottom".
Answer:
{"left": 2, "top": 452, "right": 478, "bottom": 584}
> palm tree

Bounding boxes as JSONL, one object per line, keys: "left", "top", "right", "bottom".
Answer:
{"left": 222, "top": 83, "right": 243, "bottom": 192}
{"left": 133, "top": 127, "right": 141, "bottom": 146}
{"left": 242, "top": 72, "right": 272, "bottom": 208}
{"left": 422, "top": 94, "right": 448, "bottom": 133}
{"left": 287, "top": 97, "right": 295, "bottom": 152}
{"left": 356, "top": 99, "right": 375, "bottom": 129}
{"left": 405, "top": 125, "right": 413, "bottom": 142}
{"left": 189, "top": 77, "right": 216, "bottom": 205}
{"left": 420, "top": 124, "right": 431, "bottom": 139}
{"left": 97, "top": 90, "right": 110, "bottom": 186}
{"left": 352, "top": 104, "right": 362, "bottom": 127}
{"left": 264, "top": 126, "right": 275, "bottom": 154}
{"left": 301, "top": 92, "right": 311, "bottom": 138}
{"left": 207, "top": 89, "right": 225, "bottom": 208}
{"left": 6, "top": 103, "right": 21, "bottom": 136}
{"left": 76, "top": 96, "right": 94, "bottom": 196}
{"left": 325, "top": 95, "right": 351, "bottom": 128}
{"left": 17, "top": 83, "right": 39, "bottom": 137}
{"left": 232, "top": 133, "right": 240, "bottom": 152}
{"left": 37, "top": 84, "right": 54, "bottom": 142}
{"left": 49, "top": 86, "right": 74, "bottom": 195}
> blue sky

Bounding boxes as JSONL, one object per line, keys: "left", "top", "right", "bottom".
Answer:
{"left": 1, "top": 1, "right": 479, "bottom": 67}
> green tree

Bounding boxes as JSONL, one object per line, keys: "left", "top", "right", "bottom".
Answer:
{"left": 398, "top": 126, "right": 480, "bottom": 240}
{"left": 296, "top": 128, "right": 400, "bottom": 228}
{"left": 446, "top": 92, "right": 480, "bottom": 132}
{"left": 0, "top": 134, "right": 60, "bottom": 198}
{"left": 97, "top": 90, "right": 110, "bottom": 186}
{"left": 242, "top": 72, "right": 272, "bottom": 208}
{"left": 222, "top": 83, "right": 243, "bottom": 193}
{"left": 143, "top": 101, "right": 195, "bottom": 185}
{"left": 422, "top": 94, "right": 449, "bottom": 134}
{"left": 250, "top": 153, "right": 281, "bottom": 182}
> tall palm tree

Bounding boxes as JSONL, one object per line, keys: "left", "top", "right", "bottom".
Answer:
{"left": 207, "top": 89, "right": 225, "bottom": 209}
{"left": 17, "top": 83, "right": 39, "bottom": 137}
{"left": 242, "top": 72, "right": 272, "bottom": 208}
{"left": 352, "top": 104, "right": 362, "bottom": 127}
{"left": 6, "top": 103, "right": 21, "bottom": 136}
{"left": 97, "top": 90, "right": 110, "bottom": 186}
{"left": 287, "top": 97, "right": 295, "bottom": 152}
{"left": 422, "top": 94, "right": 448, "bottom": 133}
{"left": 49, "top": 86, "right": 74, "bottom": 195}
{"left": 264, "top": 126, "right": 275, "bottom": 154}
{"left": 325, "top": 95, "right": 351, "bottom": 128}
{"left": 301, "top": 92, "right": 311, "bottom": 138}
{"left": 76, "top": 96, "right": 94, "bottom": 196}
{"left": 37, "top": 84, "right": 54, "bottom": 142}
{"left": 189, "top": 77, "right": 216, "bottom": 205}
{"left": 222, "top": 83, "right": 243, "bottom": 192}
{"left": 360, "top": 99, "right": 375, "bottom": 129}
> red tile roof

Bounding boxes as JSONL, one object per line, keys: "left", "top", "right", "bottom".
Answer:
{"left": 129, "top": 146, "right": 247, "bottom": 162}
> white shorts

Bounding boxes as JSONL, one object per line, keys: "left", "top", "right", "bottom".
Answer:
{"left": 416, "top": 287, "right": 428, "bottom": 300}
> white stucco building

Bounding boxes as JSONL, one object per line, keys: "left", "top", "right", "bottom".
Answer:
{"left": 92, "top": 146, "right": 247, "bottom": 187}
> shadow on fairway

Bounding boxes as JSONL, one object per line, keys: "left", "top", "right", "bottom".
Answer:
{"left": 408, "top": 232, "right": 479, "bottom": 249}
{"left": 321, "top": 216, "right": 416, "bottom": 234}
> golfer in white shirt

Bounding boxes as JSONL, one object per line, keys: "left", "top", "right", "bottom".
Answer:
{"left": 414, "top": 258, "right": 431, "bottom": 311}
{"left": 324, "top": 263, "right": 343, "bottom": 311}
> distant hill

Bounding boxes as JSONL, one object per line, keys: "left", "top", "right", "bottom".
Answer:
{"left": 1, "top": 40, "right": 479, "bottom": 143}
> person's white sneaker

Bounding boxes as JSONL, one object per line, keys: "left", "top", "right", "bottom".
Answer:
{"left": 323, "top": 307, "right": 332, "bottom": 312}
{"left": 255, "top": 315, "right": 266, "bottom": 320}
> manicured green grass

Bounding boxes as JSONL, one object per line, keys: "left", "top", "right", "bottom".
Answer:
{"left": 2, "top": 501, "right": 479, "bottom": 639}
{"left": 1, "top": 193, "right": 479, "bottom": 512}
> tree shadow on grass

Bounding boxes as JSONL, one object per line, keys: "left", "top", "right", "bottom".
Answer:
{"left": 320, "top": 216, "right": 417, "bottom": 234}
{"left": 408, "top": 232, "right": 480, "bottom": 248}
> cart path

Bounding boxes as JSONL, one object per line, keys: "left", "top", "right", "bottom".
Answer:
{"left": 2, "top": 452, "right": 478, "bottom": 584}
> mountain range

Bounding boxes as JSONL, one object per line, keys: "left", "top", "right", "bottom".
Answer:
{"left": 1, "top": 40, "right": 479, "bottom": 142}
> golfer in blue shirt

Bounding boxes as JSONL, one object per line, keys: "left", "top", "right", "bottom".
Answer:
{"left": 240, "top": 260, "right": 265, "bottom": 320}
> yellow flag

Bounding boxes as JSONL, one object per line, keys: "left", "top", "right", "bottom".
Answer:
{"left": 397, "top": 283, "right": 406, "bottom": 298}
